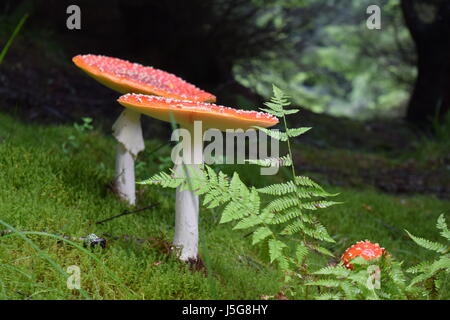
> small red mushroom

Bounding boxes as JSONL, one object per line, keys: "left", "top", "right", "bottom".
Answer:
{"left": 341, "top": 240, "right": 386, "bottom": 270}
{"left": 72, "top": 54, "right": 215, "bottom": 205}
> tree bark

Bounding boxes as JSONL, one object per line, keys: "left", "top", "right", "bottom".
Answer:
{"left": 401, "top": 0, "right": 450, "bottom": 126}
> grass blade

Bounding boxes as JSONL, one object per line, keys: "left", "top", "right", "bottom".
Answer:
{"left": 0, "top": 13, "right": 29, "bottom": 65}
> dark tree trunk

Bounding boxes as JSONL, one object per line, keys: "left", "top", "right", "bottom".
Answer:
{"left": 401, "top": 0, "right": 450, "bottom": 125}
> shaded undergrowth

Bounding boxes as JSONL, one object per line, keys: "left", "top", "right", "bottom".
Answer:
{"left": 0, "top": 112, "right": 448, "bottom": 299}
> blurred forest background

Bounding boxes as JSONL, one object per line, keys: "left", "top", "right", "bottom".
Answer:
{"left": 1, "top": 0, "right": 449, "bottom": 127}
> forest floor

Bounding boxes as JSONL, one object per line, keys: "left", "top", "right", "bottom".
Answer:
{"left": 0, "top": 112, "right": 449, "bottom": 299}
{"left": 1, "top": 38, "right": 450, "bottom": 201}
{"left": 0, "top": 28, "right": 449, "bottom": 299}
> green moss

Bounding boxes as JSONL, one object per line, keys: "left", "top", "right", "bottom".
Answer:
{"left": 0, "top": 113, "right": 448, "bottom": 299}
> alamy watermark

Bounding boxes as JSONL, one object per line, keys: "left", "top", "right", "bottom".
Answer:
{"left": 366, "top": 265, "right": 381, "bottom": 290}
{"left": 66, "top": 5, "right": 81, "bottom": 30}
{"left": 66, "top": 265, "right": 81, "bottom": 290}
{"left": 366, "top": 5, "right": 381, "bottom": 30}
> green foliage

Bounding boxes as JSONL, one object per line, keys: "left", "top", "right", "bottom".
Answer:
{"left": 306, "top": 256, "right": 410, "bottom": 300}
{"left": 405, "top": 214, "right": 450, "bottom": 298}
{"left": 305, "top": 214, "right": 450, "bottom": 300}
{"left": 235, "top": 0, "right": 416, "bottom": 119}
{"left": 0, "top": 113, "right": 282, "bottom": 299}
{"left": 411, "top": 112, "right": 450, "bottom": 163}
{"left": 0, "top": 13, "right": 28, "bottom": 65}
{"left": 62, "top": 117, "right": 94, "bottom": 154}
{"left": 142, "top": 88, "right": 449, "bottom": 300}
{"left": 0, "top": 111, "right": 448, "bottom": 299}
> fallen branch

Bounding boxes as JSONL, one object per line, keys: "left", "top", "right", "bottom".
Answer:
{"left": 95, "top": 203, "right": 159, "bottom": 225}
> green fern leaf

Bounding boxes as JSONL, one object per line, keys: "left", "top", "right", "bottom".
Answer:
{"left": 266, "top": 195, "right": 300, "bottom": 213}
{"left": 306, "top": 280, "right": 341, "bottom": 288}
{"left": 256, "top": 181, "right": 297, "bottom": 195}
{"left": 246, "top": 155, "right": 292, "bottom": 168}
{"left": 252, "top": 227, "right": 273, "bottom": 245}
{"left": 281, "top": 220, "right": 304, "bottom": 235}
{"left": 405, "top": 230, "right": 447, "bottom": 254}
{"left": 406, "top": 260, "right": 433, "bottom": 274}
{"left": 283, "top": 108, "right": 300, "bottom": 115}
{"left": 302, "top": 222, "right": 335, "bottom": 243}
{"left": 233, "top": 215, "right": 262, "bottom": 230}
{"left": 252, "top": 126, "right": 288, "bottom": 141}
{"left": 138, "top": 171, "right": 183, "bottom": 188}
{"left": 436, "top": 214, "right": 450, "bottom": 241}
{"left": 294, "top": 176, "right": 324, "bottom": 189}
{"left": 272, "top": 209, "right": 303, "bottom": 224}
{"left": 313, "top": 265, "right": 349, "bottom": 277}
{"left": 315, "top": 293, "right": 342, "bottom": 300}
{"left": 298, "top": 201, "right": 342, "bottom": 210}
{"left": 313, "top": 245, "right": 336, "bottom": 257}
{"left": 287, "top": 127, "right": 312, "bottom": 138}
{"left": 268, "top": 239, "right": 287, "bottom": 263}
{"left": 259, "top": 107, "right": 285, "bottom": 117}
{"left": 220, "top": 201, "right": 246, "bottom": 224}
{"left": 295, "top": 244, "right": 309, "bottom": 264}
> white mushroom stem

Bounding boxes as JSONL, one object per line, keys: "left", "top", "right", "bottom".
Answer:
{"left": 112, "top": 109, "right": 145, "bottom": 205}
{"left": 172, "top": 123, "right": 204, "bottom": 261}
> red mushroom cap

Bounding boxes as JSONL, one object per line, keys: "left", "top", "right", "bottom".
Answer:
{"left": 341, "top": 240, "right": 386, "bottom": 270}
{"left": 117, "top": 94, "right": 279, "bottom": 131}
{"left": 72, "top": 54, "right": 216, "bottom": 103}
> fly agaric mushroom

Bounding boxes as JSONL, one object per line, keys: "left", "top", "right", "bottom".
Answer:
{"left": 118, "top": 93, "right": 279, "bottom": 261}
{"left": 72, "top": 54, "right": 215, "bottom": 205}
{"left": 341, "top": 240, "right": 386, "bottom": 270}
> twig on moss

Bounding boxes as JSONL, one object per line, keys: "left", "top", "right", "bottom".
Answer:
{"left": 95, "top": 203, "right": 159, "bottom": 225}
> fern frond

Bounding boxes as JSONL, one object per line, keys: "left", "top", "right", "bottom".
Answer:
{"left": 256, "top": 181, "right": 297, "bottom": 195}
{"left": 307, "top": 243, "right": 335, "bottom": 257}
{"left": 220, "top": 201, "right": 246, "bottom": 224}
{"left": 295, "top": 244, "right": 309, "bottom": 264}
{"left": 315, "top": 292, "right": 342, "bottom": 300}
{"left": 268, "top": 239, "right": 287, "bottom": 263}
{"left": 138, "top": 170, "right": 183, "bottom": 188}
{"left": 265, "top": 195, "right": 301, "bottom": 213}
{"left": 436, "top": 214, "right": 450, "bottom": 241}
{"left": 272, "top": 85, "right": 290, "bottom": 103}
{"left": 405, "top": 230, "right": 447, "bottom": 254}
{"left": 252, "top": 126, "right": 288, "bottom": 141}
{"left": 246, "top": 155, "right": 292, "bottom": 167}
{"left": 313, "top": 265, "right": 350, "bottom": 277}
{"left": 298, "top": 200, "right": 342, "bottom": 211}
{"left": 272, "top": 209, "right": 303, "bottom": 224}
{"left": 283, "top": 108, "right": 300, "bottom": 115}
{"left": 429, "top": 256, "right": 450, "bottom": 273}
{"left": 294, "top": 176, "right": 324, "bottom": 189}
{"left": 304, "top": 222, "right": 335, "bottom": 243}
{"left": 281, "top": 220, "right": 305, "bottom": 235}
{"left": 228, "top": 172, "right": 247, "bottom": 197}
{"left": 339, "top": 281, "right": 360, "bottom": 299}
{"left": 259, "top": 107, "right": 285, "bottom": 118}
{"left": 287, "top": 127, "right": 312, "bottom": 138}
{"left": 252, "top": 227, "right": 273, "bottom": 245}
{"left": 220, "top": 188, "right": 260, "bottom": 224}
{"left": 306, "top": 279, "right": 341, "bottom": 288}
{"left": 233, "top": 215, "right": 263, "bottom": 230}
{"left": 406, "top": 260, "right": 433, "bottom": 274}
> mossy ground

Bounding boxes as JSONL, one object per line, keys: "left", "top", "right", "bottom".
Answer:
{"left": 0, "top": 113, "right": 448, "bottom": 299}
